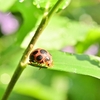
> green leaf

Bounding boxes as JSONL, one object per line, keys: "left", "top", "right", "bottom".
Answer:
{"left": 0, "top": 0, "right": 17, "bottom": 12}
{"left": 33, "top": 0, "right": 71, "bottom": 10}
{"left": 13, "top": 81, "right": 64, "bottom": 100}
{"left": 50, "top": 50, "right": 100, "bottom": 79}
{"left": 76, "top": 28, "right": 100, "bottom": 53}
{"left": 10, "top": 0, "right": 42, "bottom": 45}
{"left": 21, "top": 16, "right": 93, "bottom": 49}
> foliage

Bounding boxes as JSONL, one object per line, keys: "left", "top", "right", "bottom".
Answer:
{"left": 0, "top": 0, "right": 100, "bottom": 100}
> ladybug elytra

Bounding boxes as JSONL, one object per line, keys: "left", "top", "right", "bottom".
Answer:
{"left": 29, "top": 48, "right": 53, "bottom": 67}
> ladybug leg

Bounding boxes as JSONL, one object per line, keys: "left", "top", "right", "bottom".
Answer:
{"left": 38, "top": 60, "right": 43, "bottom": 70}
{"left": 38, "top": 60, "right": 47, "bottom": 70}
{"left": 39, "top": 67, "right": 42, "bottom": 70}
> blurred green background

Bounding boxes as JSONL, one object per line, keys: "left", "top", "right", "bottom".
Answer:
{"left": 1, "top": 0, "right": 100, "bottom": 100}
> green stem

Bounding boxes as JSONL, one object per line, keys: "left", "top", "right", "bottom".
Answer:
{"left": 21, "top": 0, "right": 64, "bottom": 64}
{"left": 1, "top": 0, "right": 64, "bottom": 100}
{"left": 1, "top": 65, "right": 25, "bottom": 100}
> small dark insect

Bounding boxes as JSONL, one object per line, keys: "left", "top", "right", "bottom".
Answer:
{"left": 29, "top": 48, "right": 53, "bottom": 67}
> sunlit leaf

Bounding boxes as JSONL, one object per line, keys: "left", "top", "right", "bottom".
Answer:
{"left": 21, "top": 16, "right": 93, "bottom": 49}
{"left": 10, "top": 0, "right": 42, "bottom": 44}
{"left": 76, "top": 28, "right": 100, "bottom": 53}
{"left": 13, "top": 81, "right": 64, "bottom": 100}
{"left": 50, "top": 50, "right": 100, "bottom": 79}
{"left": 33, "top": 0, "right": 71, "bottom": 10}
{"left": 0, "top": 0, "right": 17, "bottom": 12}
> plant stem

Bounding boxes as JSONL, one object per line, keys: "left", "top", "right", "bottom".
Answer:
{"left": 1, "top": 0, "right": 64, "bottom": 100}
{"left": 21, "top": 0, "right": 64, "bottom": 64}
{"left": 1, "top": 65, "right": 25, "bottom": 100}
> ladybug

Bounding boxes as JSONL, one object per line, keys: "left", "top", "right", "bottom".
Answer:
{"left": 29, "top": 48, "right": 53, "bottom": 67}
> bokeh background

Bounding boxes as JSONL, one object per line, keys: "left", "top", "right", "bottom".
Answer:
{"left": 1, "top": 0, "right": 100, "bottom": 100}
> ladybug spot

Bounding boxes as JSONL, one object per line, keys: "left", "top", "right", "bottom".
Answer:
{"left": 40, "top": 49, "right": 47, "bottom": 54}
{"left": 48, "top": 64, "right": 50, "bottom": 66}
{"left": 40, "top": 61, "right": 43, "bottom": 63}
{"left": 29, "top": 55, "right": 35, "bottom": 62}
{"left": 36, "top": 55, "right": 43, "bottom": 61}
{"left": 32, "top": 51, "right": 38, "bottom": 55}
